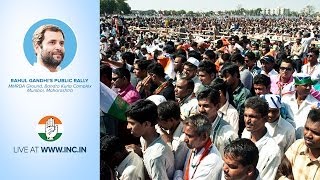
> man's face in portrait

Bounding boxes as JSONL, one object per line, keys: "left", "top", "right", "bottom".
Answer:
{"left": 37, "top": 30, "right": 65, "bottom": 67}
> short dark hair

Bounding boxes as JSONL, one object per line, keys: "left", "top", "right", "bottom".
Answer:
{"left": 121, "top": 52, "right": 135, "bottom": 65}
{"left": 253, "top": 74, "right": 271, "bottom": 87}
{"left": 309, "top": 48, "right": 319, "bottom": 57}
{"left": 188, "top": 50, "right": 201, "bottom": 61}
{"left": 307, "top": 109, "right": 320, "bottom": 123}
{"left": 178, "top": 77, "right": 195, "bottom": 92}
{"left": 224, "top": 138, "right": 259, "bottom": 167}
{"left": 100, "top": 135, "right": 125, "bottom": 161}
{"left": 125, "top": 99, "right": 158, "bottom": 125}
{"left": 230, "top": 53, "right": 244, "bottom": 65}
{"left": 210, "top": 77, "right": 227, "bottom": 96}
{"left": 220, "top": 62, "right": 240, "bottom": 78}
{"left": 134, "top": 59, "right": 152, "bottom": 70}
{"left": 280, "top": 58, "right": 296, "bottom": 70}
{"left": 158, "top": 101, "right": 181, "bottom": 121}
{"left": 175, "top": 54, "right": 187, "bottom": 64}
{"left": 100, "top": 64, "right": 112, "bottom": 80}
{"left": 112, "top": 68, "right": 130, "bottom": 80}
{"left": 244, "top": 96, "right": 269, "bottom": 117}
{"left": 245, "top": 51, "right": 255, "bottom": 61}
{"left": 147, "top": 63, "right": 165, "bottom": 78}
{"left": 197, "top": 88, "right": 220, "bottom": 106}
{"left": 204, "top": 49, "right": 216, "bottom": 60}
{"left": 198, "top": 60, "right": 217, "bottom": 75}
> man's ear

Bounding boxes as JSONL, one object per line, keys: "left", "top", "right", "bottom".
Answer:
{"left": 246, "top": 165, "right": 255, "bottom": 177}
{"left": 33, "top": 43, "right": 40, "bottom": 56}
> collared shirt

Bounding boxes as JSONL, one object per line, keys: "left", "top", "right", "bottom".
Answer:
{"left": 140, "top": 136, "right": 175, "bottom": 180}
{"left": 266, "top": 116, "right": 296, "bottom": 156}
{"left": 192, "top": 76, "right": 202, "bottom": 95}
{"left": 232, "top": 82, "right": 252, "bottom": 135}
{"left": 285, "top": 139, "right": 320, "bottom": 180}
{"left": 171, "top": 122, "right": 189, "bottom": 171}
{"left": 118, "top": 83, "right": 140, "bottom": 104}
{"left": 183, "top": 144, "right": 223, "bottom": 180}
{"left": 210, "top": 116, "right": 238, "bottom": 156}
{"left": 33, "top": 63, "right": 61, "bottom": 72}
{"left": 179, "top": 94, "right": 198, "bottom": 120}
{"left": 218, "top": 101, "right": 239, "bottom": 134}
{"left": 116, "top": 151, "right": 145, "bottom": 180}
{"left": 242, "top": 130, "right": 282, "bottom": 180}
{"left": 261, "top": 69, "right": 279, "bottom": 77}
{"left": 302, "top": 63, "right": 320, "bottom": 82}
{"left": 281, "top": 93, "right": 319, "bottom": 139}
{"left": 270, "top": 75, "right": 295, "bottom": 96}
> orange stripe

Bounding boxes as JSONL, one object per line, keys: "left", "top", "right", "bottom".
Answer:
{"left": 38, "top": 116, "right": 62, "bottom": 124}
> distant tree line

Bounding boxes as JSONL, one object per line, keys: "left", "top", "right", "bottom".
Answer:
{"left": 100, "top": 0, "right": 131, "bottom": 15}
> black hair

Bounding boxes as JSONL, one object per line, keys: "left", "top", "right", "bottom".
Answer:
{"left": 134, "top": 59, "right": 152, "bottom": 70}
{"left": 157, "top": 101, "right": 181, "bottom": 121}
{"left": 224, "top": 138, "right": 259, "bottom": 167}
{"left": 121, "top": 52, "right": 135, "bottom": 65}
{"left": 253, "top": 74, "right": 271, "bottom": 87}
{"left": 112, "top": 68, "right": 130, "bottom": 81}
{"left": 198, "top": 60, "right": 217, "bottom": 75}
{"left": 307, "top": 109, "right": 320, "bottom": 123}
{"left": 244, "top": 96, "right": 269, "bottom": 117}
{"left": 125, "top": 99, "right": 158, "bottom": 125}
{"left": 197, "top": 88, "right": 220, "bottom": 106}
{"left": 220, "top": 62, "right": 240, "bottom": 78}
{"left": 147, "top": 63, "right": 165, "bottom": 78}
{"left": 100, "top": 135, "right": 125, "bottom": 161}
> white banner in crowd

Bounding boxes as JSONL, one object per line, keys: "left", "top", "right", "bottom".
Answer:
{"left": 0, "top": 0, "right": 100, "bottom": 179}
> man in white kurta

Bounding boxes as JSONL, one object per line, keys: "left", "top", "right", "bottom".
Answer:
{"left": 116, "top": 151, "right": 145, "bottom": 180}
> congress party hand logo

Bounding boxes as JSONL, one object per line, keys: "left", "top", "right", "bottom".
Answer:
{"left": 37, "top": 116, "right": 63, "bottom": 142}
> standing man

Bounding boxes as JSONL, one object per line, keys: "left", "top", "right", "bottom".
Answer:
{"left": 32, "top": 24, "right": 65, "bottom": 72}
{"left": 242, "top": 96, "right": 281, "bottom": 180}
{"left": 126, "top": 99, "right": 175, "bottom": 180}
{"left": 281, "top": 109, "right": 320, "bottom": 179}
{"left": 222, "top": 138, "right": 261, "bottom": 180}
{"left": 181, "top": 114, "right": 223, "bottom": 180}
{"left": 197, "top": 88, "right": 238, "bottom": 155}
{"left": 157, "top": 101, "right": 189, "bottom": 171}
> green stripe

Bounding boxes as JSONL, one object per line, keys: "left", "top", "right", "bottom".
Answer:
{"left": 108, "top": 96, "right": 128, "bottom": 121}
{"left": 38, "top": 133, "right": 62, "bottom": 142}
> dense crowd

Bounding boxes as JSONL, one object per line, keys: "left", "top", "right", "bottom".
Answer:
{"left": 100, "top": 14, "right": 320, "bottom": 180}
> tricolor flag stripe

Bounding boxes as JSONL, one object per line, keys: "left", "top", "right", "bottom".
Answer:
{"left": 38, "top": 133, "right": 62, "bottom": 141}
{"left": 100, "top": 82, "right": 129, "bottom": 121}
{"left": 38, "top": 116, "right": 62, "bottom": 124}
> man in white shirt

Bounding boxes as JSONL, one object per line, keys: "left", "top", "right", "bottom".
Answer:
{"left": 222, "top": 138, "right": 261, "bottom": 180}
{"left": 176, "top": 114, "right": 223, "bottom": 180}
{"left": 260, "top": 94, "right": 296, "bottom": 156}
{"left": 282, "top": 73, "right": 319, "bottom": 139}
{"left": 32, "top": 24, "right": 65, "bottom": 72}
{"left": 157, "top": 101, "right": 189, "bottom": 171}
{"left": 197, "top": 88, "right": 238, "bottom": 156}
{"left": 260, "top": 55, "right": 278, "bottom": 77}
{"left": 126, "top": 99, "right": 174, "bottom": 180}
{"left": 100, "top": 135, "right": 145, "bottom": 180}
{"left": 210, "top": 77, "right": 239, "bottom": 134}
{"left": 242, "top": 96, "right": 281, "bottom": 180}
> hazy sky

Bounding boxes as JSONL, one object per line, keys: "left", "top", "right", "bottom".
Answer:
{"left": 126, "top": 0, "right": 320, "bottom": 12}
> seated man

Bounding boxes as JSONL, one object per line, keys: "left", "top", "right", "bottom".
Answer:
{"left": 222, "top": 138, "right": 261, "bottom": 180}
{"left": 281, "top": 109, "right": 320, "bottom": 179}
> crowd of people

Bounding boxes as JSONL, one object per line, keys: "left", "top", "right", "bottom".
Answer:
{"left": 100, "top": 14, "right": 320, "bottom": 180}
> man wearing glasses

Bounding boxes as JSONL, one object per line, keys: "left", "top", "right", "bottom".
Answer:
{"left": 269, "top": 58, "right": 296, "bottom": 96}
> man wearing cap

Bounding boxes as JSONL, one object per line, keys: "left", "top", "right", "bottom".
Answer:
{"left": 182, "top": 57, "right": 202, "bottom": 95}
{"left": 260, "top": 94, "right": 296, "bottom": 156}
{"left": 282, "top": 73, "right": 319, "bottom": 139}
{"left": 260, "top": 55, "right": 278, "bottom": 77}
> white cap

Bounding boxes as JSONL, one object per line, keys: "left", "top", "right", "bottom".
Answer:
{"left": 186, "top": 57, "right": 200, "bottom": 67}
{"left": 146, "top": 95, "right": 167, "bottom": 106}
{"left": 260, "top": 94, "right": 281, "bottom": 109}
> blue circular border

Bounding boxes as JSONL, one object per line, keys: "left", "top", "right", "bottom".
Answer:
{"left": 23, "top": 19, "right": 77, "bottom": 71}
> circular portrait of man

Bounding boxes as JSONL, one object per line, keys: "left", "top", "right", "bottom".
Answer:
{"left": 23, "top": 19, "right": 77, "bottom": 72}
